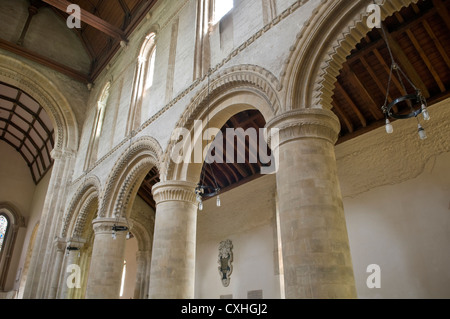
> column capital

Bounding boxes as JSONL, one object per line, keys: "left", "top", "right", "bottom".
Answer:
{"left": 53, "top": 237, "right": 67, "bottom": 251}
{"left": 66, "top": 237, "right": 87, "bottom": 250}
{"left": 152, "top": 180, "right": 197, "bottom": 206}
{"left": 92, "top": 218, "right": 131, "bottom": 235}
{"left": 266, "top": 108, "right": 341, "bottom": 147}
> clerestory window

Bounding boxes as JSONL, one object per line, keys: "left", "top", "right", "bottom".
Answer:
{"left": 213, "top": 0, "right": 233, "bottom": 24}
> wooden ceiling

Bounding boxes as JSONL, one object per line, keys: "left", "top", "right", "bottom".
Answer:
{"left": 137, "top": 110, "right": 273, "bottom": 207}
{"left": 0, "top": 0, "right": 158, "bottom": 83}
{"left": 0, "top": 81, "right": 55, "bottom": 184}
{"left": 332, "top": 0, "right": 450, "bottom": 143}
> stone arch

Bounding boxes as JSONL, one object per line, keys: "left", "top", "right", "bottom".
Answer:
{"left": 0, "top": 53, "right": 79, "bottom": 153}
{"left": 61, "top": 176, "right": 102, "bottom": 239}
{"left": 161, "top": 64, "right": 280, "bottom": 183}
{"left": 100, "top": 136, "right": 163, "bottom": 219}
{"left": 281, "top": 0, "right": 419, "bottom": 111}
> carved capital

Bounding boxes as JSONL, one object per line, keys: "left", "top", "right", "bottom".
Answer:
{"left": 152, "top": 180, "right": 197, "bottom": 206}
{"left": 66, "top": 237, "right": 87, "bottom": 250}
{"left": 92, "top": 218, "right": 130, "bottom": 235}
{"left": 53, "top": 237, "right": 67, "bottom": 251}
{"left": 266, "top": 108, "right": 341, "bottom": 147}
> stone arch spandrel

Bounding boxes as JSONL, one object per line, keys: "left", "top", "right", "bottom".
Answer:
{"left": 0, "top": 54, "right": 79, "bottom": 153}
{"left": 100, "top": 136, "right": 163, "bottom": 219}
{"left": 161, "top": 65, "right": 280, "bottom": 183}
{"left": 281, "top": 0, "right": 419, "bottom": 111}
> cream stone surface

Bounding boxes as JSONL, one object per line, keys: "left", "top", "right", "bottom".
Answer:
{"left": 0, "top": 0, "right": 448, "bottom": 300}
{"left": 267, "top": 108, "right": 357, "bottom": 299}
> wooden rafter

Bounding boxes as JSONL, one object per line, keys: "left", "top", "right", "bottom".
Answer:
{"left": 334, "top": 81, "right": 367, "bottom": 128}
{"left": 42, "top": 0, "right": 127, "bottom": 42}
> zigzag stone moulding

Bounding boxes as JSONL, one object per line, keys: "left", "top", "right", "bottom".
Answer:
{"left": 113, "top": 158, "right": 155, "bottom": 219}
{"left": 72, "top": 1, "right": 313, "bottom": 184}
{"left": 99, "top": 136, "right": 162, "bottom": 218}
{"left": 61, "top": 176, "right": 102, "bottom": 238}
{"left": 72, "top": 193, "right": 99, "bottom": 238}
{"left": 281, "top": 0, "right": 419, "bottom": 110}
{"left": 160, "top": 65, "right": 280, "bottom": 181}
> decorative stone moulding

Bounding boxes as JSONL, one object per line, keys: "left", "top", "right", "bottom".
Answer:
{"left": 266, "top": 108, "right": 341, "bottom": 147}
{"left": 218, "top": 239, "right": 233, "bottom": 287}
{"left": 151, "top": 180, "right": 198, "bottom": 206}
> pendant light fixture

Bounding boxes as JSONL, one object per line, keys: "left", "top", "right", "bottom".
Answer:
{"left": 378, "top": 21, "right": 430, "bottom": 139}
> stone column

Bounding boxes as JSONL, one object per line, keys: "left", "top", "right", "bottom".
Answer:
{"left": 85, "top": 218, "right": 128, "bottom": 299}
{"left": 134, "top": 250, "right": 150, "bottom": 299}
{"left": 47, "top": 238, "right": 67, "bottom": 299}
{"left": 59, "top": 238, "right": 86, "bottom": 299}
{"left": 23, "top": 148, "right": 76, "bottom": 299}
{"left": 266, "top": 108, "right": 356, "bottom": 299}
{"left": 149, "top": 181, "right": 198, "bottom": 299}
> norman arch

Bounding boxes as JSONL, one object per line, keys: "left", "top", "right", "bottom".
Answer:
{"left": 99, "top": 136, "right": 163, "bottom": 220}
{"left": 162, "top": 65, "right": 280, "bottom": 184}
{"left": 281, "top": 0, "right": 420, "bottom": 111}
{"left": 61, "top": 176, "right": 102, "bottom": 240}
{"left": 0, "top": 54, "right": 79, "bottom": 152}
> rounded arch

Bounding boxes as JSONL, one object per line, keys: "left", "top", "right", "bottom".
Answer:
{"left": 0, "top": 53, "right": 79, "bottom": 153}
{"left": 161, "top": 64, "right": 280, "bottom": 182}
{"left": 61, "top": 176, "right": 102, "bottom": 239}
{"left": 100, "top": 136, "right": 163, "bottom": 219}
{"left": 0, "top": 203, "right": 25, "bottom": 291}
{"left": 281, "top": 0, "right": 419, "bottom": 111}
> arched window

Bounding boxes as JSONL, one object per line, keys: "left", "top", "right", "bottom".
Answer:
{"left": 0, "top": 215, "right": 9, "bottom": 253}
{"left": 84, "top": 82, "right": 111, "bottom": 170}
{"left": 0, "top": 204, "right": 25, "bottom": 291}
{"left": 127, "top": 33, "right": 157, "bottom": 134}
{"left": 212, "top": 0, "right": 233, "bottom": 24}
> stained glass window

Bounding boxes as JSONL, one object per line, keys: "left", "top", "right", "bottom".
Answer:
{"left": 0, "top": 215, "right": 8, "bottom": 252}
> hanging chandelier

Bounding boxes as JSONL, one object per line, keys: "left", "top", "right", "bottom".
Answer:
{"left": 195, "top": 70, "right": 221, "bottom": 211}
{"left": 379, "top": 23, "right": 430, "bottom": 139}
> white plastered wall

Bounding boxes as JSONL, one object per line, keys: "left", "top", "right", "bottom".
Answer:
{"left": 0, "top": 141, "right": 51, "bottom": 293}
{"left": 337, "top": 98, "right": 450, "bottom": 299}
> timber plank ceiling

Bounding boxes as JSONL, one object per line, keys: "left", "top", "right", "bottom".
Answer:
{"left": 0, "top": 81, "right": 55, "bottom": 184}
{"left": 332, "top": 0, "right": 450, "bottom": 143}
{"left": 0, "top": 0, "right": 158, "bottom": 83}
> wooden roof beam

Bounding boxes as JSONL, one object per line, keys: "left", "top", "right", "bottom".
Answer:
{"left": 342, "top": 63, "right": 384, "bottom": 121}
{"left": 377, "top": 26, "right": 430, "bottom": 98}
{"left": 432, "top": 0, "right": 450, "bottom": 31}
{"left": 331, "top": 100, "right": 354, "bottom": 133}
{"left": 335, "top": 81, "right": 367, "bottom": 128}
{"left": 42, "top": 0, "right": 128, "bottom": 42}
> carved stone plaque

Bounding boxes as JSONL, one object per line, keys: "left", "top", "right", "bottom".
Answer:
{"left": 218, "top": 239, "right": 233, "bottom": 287}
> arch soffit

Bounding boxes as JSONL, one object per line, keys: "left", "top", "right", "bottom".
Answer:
{"left": 99, "top": 136, "right": 163, "bottom": 219}
{"left": 0, "top": 54, "right": 79, "bottom": 152}
{"left": 281, "top": 0, "right": 419, "bottom": 110}
{"left": 161, "top": 65, "right": 280, "bottom": 182}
